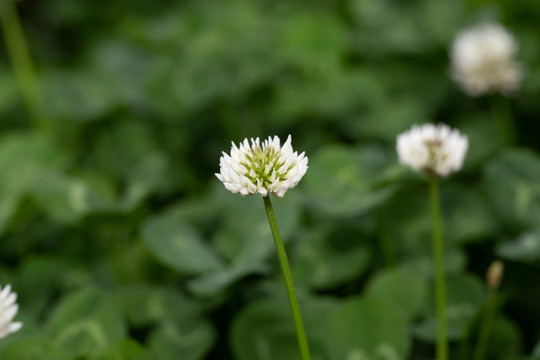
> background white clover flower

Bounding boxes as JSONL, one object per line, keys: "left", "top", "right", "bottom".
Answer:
{"left": 450, "top": 22, "right": 521, "bottom": 96}
{"left": 397, "top": 123, "right": 468, "bottom": 177}
{"left": 216, "top": 135, "right": 308, "bottom": 198}
{"left": 0, "top": 284, "right": 23, "bottom": 339}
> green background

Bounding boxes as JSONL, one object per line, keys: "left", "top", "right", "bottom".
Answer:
{"left": 0, "top": 0, "right": 539, "bottom": 359}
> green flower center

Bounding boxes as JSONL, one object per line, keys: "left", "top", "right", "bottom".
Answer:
{"left": 242, "top": 145, "right": 287, "bottom": 187}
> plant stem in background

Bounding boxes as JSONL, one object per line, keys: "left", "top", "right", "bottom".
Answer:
{"left": 429, "top": 176, "right": 448, "bottom": 360}
{"left": 0, "top": 0, "right": 49, "bottom": 131}
{"left": 472, "top": 261, "right": 504, "bottom": 360}
{"left": 489, "top": 94, "right": 515, "bottom": 146}
{"left": 263, "top": 195, "right": 312, "bottom": 360}
{"left": 472, "top": 288, "right": 498, "bottom": 360}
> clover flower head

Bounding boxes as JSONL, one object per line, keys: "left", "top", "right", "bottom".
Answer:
{"left": 450, "top": 22, "right": 521, "bottom": 96}
{"left": 0, "top": 284, "right": 22, "bottom": 339}
{"left": 397, "top": 123, "right": 468, "bottom": 177}
{"left": 216, "top": 135, "right": 308, "bottom": 198}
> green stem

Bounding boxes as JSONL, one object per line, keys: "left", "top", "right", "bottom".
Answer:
{"left": 489, "top": 94, "right": 515, "bottom": 146}
{"left": 0, "top": 0, "right": 49, "bottom": 131}
{"left": 263, "top": 195, "right": 312, "bottom": 360}
{"left": 472, "top": 289, "right": 497, "bottom": 360}
{"left": 429, "top": 177, "right": 448, "bottom": 360}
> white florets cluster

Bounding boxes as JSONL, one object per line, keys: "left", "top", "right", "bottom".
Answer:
{"left": 0, "top": 284, "right": 22, "bottom": 339}
{"left": 397, "top": 123, "right": 468, "bottom": 177}
{"left": 216, "top": 135, "right": 308, "bottom": 198}
{"left": 450, "top": 22, "right": 521, "bottom": 96}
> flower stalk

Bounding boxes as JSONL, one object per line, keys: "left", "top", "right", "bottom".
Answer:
{"left": 489, "top": 94, "right": 515, "bottom": 146}
{"left": 263, "top": 195, "right": 312, "bottom": 360}
{"left": 217, "top": 135, "right": 310, "bottom": 358}
{"left": 472, "top": 288, "right": 497, "bottom": 360}
{"left": 396, "top": 123, "right": 468, "bottom": 360}
{"left": 0, "top": 0, "right": 49, "bottom": 131}
{"left": 429, "top": 176, "right": 448, "bottom": 360}
{"left": 472, "top": 261, "right": 504, "bottom": 360}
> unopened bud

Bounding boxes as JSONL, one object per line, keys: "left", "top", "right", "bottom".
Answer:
{"left": 486, "top": 260, "right": 504, "bottom": 290}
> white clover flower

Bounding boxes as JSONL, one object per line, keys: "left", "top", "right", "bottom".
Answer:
{"left": 450, "top": 22, "right": 521, "bottom": 96}
{"left": 0, "top": 284, "right": 22, "bottom": 339}
{"left": 397, "top": 123, "right": 468, "bottom": 177}
{"left": 216, "top": 135, "right": 308, "bottom": 198}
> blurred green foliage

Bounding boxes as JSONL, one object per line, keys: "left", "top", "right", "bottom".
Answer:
{"left": 1, "top": 0, "right": 540, "bottom": 359}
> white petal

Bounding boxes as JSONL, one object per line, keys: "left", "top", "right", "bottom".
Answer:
{"left": 0, "top": 284, "right": 22, "bottom": 339}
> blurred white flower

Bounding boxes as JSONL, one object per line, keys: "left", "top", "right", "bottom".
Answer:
{"left": 397, "top": 123, "right": 468, "bottom": 177}
{"left": 450, "top": 22, "right": 521, "bottom": 96}
{"left": 216, "top": 135, "right": 308, "bottom": 197}
{"left": 0, "top": 284, "right": 22, "bottom": 339}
